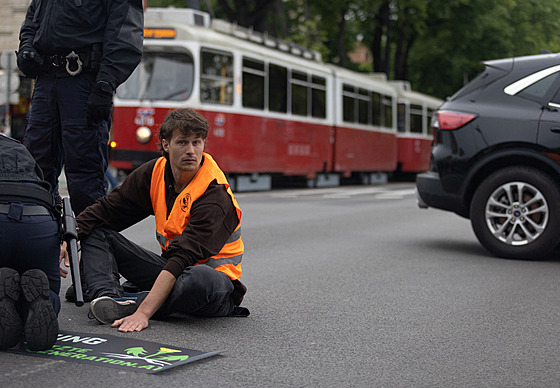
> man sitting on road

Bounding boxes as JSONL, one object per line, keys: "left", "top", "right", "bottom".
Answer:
{"left": 75, "top": 108, "right": 248, "bottom": 332}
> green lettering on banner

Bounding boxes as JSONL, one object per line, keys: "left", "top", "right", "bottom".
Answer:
{"left": 56, "top": 345, "right": 92, "bottom": 353}
{"left": 137, "top": 365, "right": 162, "bottom": 371}
{"left": 9, "top": 331, "right": 224, "bottom": 374}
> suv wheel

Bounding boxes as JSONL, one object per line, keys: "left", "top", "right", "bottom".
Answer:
{"left": 470, "top": 166, "right": 560, "bottom": 259}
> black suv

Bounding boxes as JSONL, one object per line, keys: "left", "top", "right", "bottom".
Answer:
{"left": 416, "top": 52, "right": 560, "bottom": 259}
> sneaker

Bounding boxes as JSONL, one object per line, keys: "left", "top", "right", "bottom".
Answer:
{"left": 20, "top": 269, "right": 58, "bottom": 351}
{"left": 89, "top": 296, "right": 140, "bottom": 325}
{"left": 0, "top": 268, "right": 23, "bottom": 350}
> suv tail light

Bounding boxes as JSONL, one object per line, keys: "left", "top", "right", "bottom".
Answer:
{"left": 433, "top": 111, "right": 476, "bottom": 130}
{"left": 432, "top": 111, "right": 477, "bottom": 144}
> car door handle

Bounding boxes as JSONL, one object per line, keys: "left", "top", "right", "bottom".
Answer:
{"left": 551, "top": 127, "right": 560, "bottom": 133}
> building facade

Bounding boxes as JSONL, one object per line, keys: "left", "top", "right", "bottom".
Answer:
{"left": 0, "top": 1, "right": 30, "bottom": 53}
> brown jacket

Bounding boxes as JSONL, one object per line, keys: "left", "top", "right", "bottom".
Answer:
{"left": 76, "top": 157, "right": 240, "bottom": 279}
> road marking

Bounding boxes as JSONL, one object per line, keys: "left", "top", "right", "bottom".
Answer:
{"left": 268, "top": 186, "right": 416, "bottom": 200}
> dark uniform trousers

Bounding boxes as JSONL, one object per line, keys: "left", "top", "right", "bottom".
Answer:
{"left": 0, "top": 202, "right": 61, "bottom": 315}
{"left": 23, "top": 72, "right": 110, "bottom": 216}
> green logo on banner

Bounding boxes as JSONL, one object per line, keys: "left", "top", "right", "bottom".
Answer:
{"left": 7, "top": 331, "right": 224, "bottom": 373}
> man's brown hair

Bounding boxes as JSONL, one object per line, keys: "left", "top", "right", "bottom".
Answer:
{"left": 157, "top": 108, "right": 209, "bottom": 158}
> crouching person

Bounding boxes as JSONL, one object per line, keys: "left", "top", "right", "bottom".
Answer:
{"left": 76, "top": 108, "right": 248, "bottom": 332}
{"left": 0, "top": 134, "right": 61, "bottom": 350}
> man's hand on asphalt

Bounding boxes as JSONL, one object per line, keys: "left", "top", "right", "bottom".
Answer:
{"left": 112, "top": 311, "right": 150, "bottom": 332}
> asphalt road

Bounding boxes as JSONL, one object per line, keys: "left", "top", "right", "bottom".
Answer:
{"left": 2, "top": 183, "right": 560, "bottom": 387}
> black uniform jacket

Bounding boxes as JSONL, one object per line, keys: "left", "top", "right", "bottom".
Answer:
{"left": 19, "top": 0, "right": 144, "bottom": 90}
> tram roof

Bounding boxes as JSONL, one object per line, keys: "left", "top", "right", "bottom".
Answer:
{"left": 327, "top": 65, "right": 398, "bottom": 95}
{"left": 144, "top": 7, "right": 325, "bottom": 70}
{"left": 143, "top": 7, "right": 440, "bottom": 101}
{"left": 390, "top": 81, "right": 443, "bottom": 107}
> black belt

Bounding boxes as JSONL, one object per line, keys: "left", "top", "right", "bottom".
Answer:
{"left": 0, "top": 204, "right": 51, "bottom": 216}
{"left": 40, "top": 44, "right": 101, "bottom": 77}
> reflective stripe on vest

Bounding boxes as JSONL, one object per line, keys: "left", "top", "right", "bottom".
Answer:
{"left": 150, "top": 153, "right": 243, "bottom": 280}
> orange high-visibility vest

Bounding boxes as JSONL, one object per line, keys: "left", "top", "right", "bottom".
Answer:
{"left": 150, "top": 153, "right": 243, "bottom": 280}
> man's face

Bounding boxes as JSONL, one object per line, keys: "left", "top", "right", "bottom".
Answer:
{"left": 162, "top": 129, "right": 205, "bottom": 174}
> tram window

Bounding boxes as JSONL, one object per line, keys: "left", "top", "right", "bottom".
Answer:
{"left": 312, "top": 88, "right": 326, "bottom": 118}
{"left": 382, "top": 95, "right": 393, "bottom": 128}
{"left": 397, "top": 103, "right": 406, "bottom": 133}
{"left": 358, "top": 89, "right": 369, "bottom": 124}
{"left": 269, "top": 64, "right": 288, "bottom": 113}
{"left": 410, "top": 104, "right": 423, "bottom": 133}
{"left": 200, "top": 49, "right": 234, "bottom": 105}
{"left": 342, "top": 84, "right": 355, "bottom": 122}
{"left": 116, "top": 51, "right": 194, "bottom": 101}
{"left": 312, "top": 76, "right": 326, "bottom": 86}
{"left": 242, "top": 57, "right": 265, "bottom": 109}
{"left": 311, "top": 76, "right": 326, "bottom": 118}
{"left": 291, "top": 70, "right": 308, "bottom": 116}
{"left": 371, "top": 92, "right": 381, "bottom": 126}
{"left": 343, "top": 95, "right": 354, "bottom": 122}
{"left": 292, "top": 71, "right": 307, "bottom": 82}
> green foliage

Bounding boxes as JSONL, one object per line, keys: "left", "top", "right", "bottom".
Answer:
{"left": 408, "top": 0, "right": 560, "bottom": 98}
{"left": 145, "top": 0, "right": 560, "bottom": 99}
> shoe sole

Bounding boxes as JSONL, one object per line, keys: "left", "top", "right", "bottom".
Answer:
{"left": 89, "top": 297, "right": 138, "bottom": 325}
{"left": 21, "top": 269, "right": 58, "bottom": 351}
{"left": 0, "top": 268, "right": 22, "bottom": 350}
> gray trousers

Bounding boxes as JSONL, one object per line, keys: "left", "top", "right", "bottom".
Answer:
{"left": 80, "top": 227, "right": 235, "bottom": 318}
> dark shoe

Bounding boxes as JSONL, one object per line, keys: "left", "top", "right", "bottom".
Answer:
{"left": 89, "top": 294, "right": 146, "bottom": 325}
{"left": 231, "top": 279, "right": 247, "bottom": 306}
{"left": 65, "top": 284, "right": 92, "bottom": 303}
{"left": 0, "top": 268, "right": 23, "bottom": 350}
{"left": 20, "top": 269, "right": 58, "bottom": 351}
{"left": 229, "top": 306, "right": 250, "bottom": 317}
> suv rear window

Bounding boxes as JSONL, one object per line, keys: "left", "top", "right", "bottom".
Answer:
{"left": 517, "top": 72, "right": 560, "bottom": 100}
{"left": 449, "top": 64, "right": 509, "bottom": 101}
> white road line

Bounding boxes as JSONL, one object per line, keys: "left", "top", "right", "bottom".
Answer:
{"left": 374, "top": 189, "right": 416, "bottom": 199}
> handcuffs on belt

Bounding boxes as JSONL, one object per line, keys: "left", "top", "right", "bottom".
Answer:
{"left": 65, "top": 51, "right": 83, "bottom": 76}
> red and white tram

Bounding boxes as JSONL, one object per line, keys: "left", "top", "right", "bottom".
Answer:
{"left": 110, "top": 7, "right": 442, "bottom": 190}
{"left": 392, "top": 81, "right": 442, "bottom": 173}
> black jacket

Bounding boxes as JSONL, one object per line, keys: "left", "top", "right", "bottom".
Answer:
{"left": 18, "top": 0, "right": 144, "bottom": 90}
{"left": 0, "top": 134, "right": 55, "bottom": 209}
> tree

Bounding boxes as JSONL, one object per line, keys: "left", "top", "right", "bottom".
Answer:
{"left": 144, "top": 0, "right": 560, "bottom": 99}
{"left": 408, "top": 0, "right": 560, "bottom": 98}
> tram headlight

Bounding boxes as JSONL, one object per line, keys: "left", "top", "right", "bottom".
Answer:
{"left": 136, "top": 126, "right": 152, "bottom": 144}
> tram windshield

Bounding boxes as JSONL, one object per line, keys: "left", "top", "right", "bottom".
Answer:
{"left": 116, "top": 51, "right": 194, "bottom": 101}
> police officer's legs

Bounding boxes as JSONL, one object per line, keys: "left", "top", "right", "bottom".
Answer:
{"left": 23, "top": 76, "right": 64, "bottom": 197}
{"left": 0, "top": 206, "right": 60, "bottom": 350}
{"left": 58, "top": 73, "right": 108, "bottom": 215}
{"left": 0, "top": 209, "right": 61, "bottom": 313}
